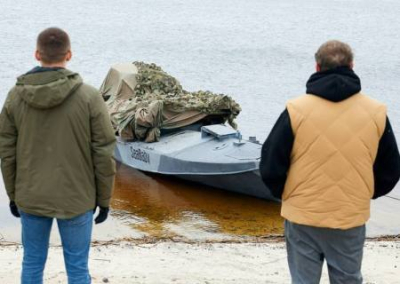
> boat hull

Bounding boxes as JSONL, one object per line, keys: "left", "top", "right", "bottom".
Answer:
{"left": 114, "top": 128, "right": 274, "bottom": 200}
{"left": 176, "top": 170, "right": 276, "bottom": 200}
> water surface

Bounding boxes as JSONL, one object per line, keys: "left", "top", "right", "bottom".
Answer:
{"left": 0, "top": 0, "right": 400, "bottom": 243}
{"left": 1, "top": 0, "right": 400, "bottom": 141}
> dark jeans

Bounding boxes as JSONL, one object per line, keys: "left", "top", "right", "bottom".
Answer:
{"left": 285, "top": 220, "right": 365, "bottom": 284}
{"left": 20, "top": 210, "right": 93, "bottom": 284}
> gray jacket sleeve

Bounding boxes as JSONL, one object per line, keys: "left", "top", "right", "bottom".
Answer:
{"left": 89, "top": 93, "right": 117, "bottom": 208}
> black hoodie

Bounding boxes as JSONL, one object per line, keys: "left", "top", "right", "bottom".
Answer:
{"left": 260, "top": 67, "right": 400, "bottom": 200}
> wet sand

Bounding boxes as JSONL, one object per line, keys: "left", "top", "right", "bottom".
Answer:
{"left": 1, "top": 163, "right": 399, "bottom": 245}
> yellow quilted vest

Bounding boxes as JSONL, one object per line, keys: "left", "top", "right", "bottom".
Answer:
{"left": 283, "top": 93, "right": 386, "bottom": 229}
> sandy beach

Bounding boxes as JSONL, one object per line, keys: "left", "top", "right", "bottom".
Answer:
{"left": 1, "top": 240, "right": 399, "bottom": 284}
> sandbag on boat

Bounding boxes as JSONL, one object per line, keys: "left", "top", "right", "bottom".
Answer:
{"left": 100, "top": 62, "right": 241, "bottom": 142}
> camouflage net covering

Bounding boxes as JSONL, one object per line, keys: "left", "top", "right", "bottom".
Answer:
{"left": 100, "top": 62, "right": 241, "bottom": 142}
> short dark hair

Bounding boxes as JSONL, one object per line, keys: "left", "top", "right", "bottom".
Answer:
{"left": 37, "top": 27, "right": 71, "bottom": 64}
{"left": 315, "top": 40, "right": 353, "bottom": 71}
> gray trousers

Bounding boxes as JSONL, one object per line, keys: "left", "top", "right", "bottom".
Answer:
{"left": 285, "top": 220, "right": 366, "bottom": 284}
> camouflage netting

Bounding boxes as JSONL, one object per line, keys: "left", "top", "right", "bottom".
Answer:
{"left": 100, "top": 62, "right": 241, "bottom": 142}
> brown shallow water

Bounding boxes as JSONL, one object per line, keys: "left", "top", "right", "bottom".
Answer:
{"left": 1, "top": 162, "right": 399, "bottom": 244}
{"left": 111, "top": 163, "right": 284, "bottom": 240}
{"left": 0, "top": 162, "right": 283, "bottom": 243}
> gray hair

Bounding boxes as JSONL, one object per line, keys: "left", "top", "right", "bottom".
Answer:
{"left": 315, "top": 40, "right": 354, "bottom": 71}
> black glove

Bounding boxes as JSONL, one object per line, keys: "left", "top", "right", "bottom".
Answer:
{"left": 9, "top": 201, "right": 20, "bottom": 218}
{"left": 94, "top": 206, "right": 109, "bottom": 224}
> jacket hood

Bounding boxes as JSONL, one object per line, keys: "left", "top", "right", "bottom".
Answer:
{"left": 306, "top": 66, "right": 361, "bottom": 102}
{"left": 15, "top": 69, "right": 83, "bottom": 109}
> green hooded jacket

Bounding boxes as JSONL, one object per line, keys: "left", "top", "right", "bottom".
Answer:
{"left": 0, "top": 69, "right": 116, "bottom": 218}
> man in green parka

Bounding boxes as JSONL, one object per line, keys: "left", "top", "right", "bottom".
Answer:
{"left": 0, "top": 27, "right": 116, "bottom": 284}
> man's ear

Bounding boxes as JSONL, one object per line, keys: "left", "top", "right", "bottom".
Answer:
{"left": 65, "top": 50, "right": 72, "bottom": 62}
{"left": 316, "top": 63, "right": 321, "bottom": 72}
{"left": 35, "top": 50, "right": 41, "bottom": 62}
{"left": 349, "top": 62, "right": 354, "bottom": 69}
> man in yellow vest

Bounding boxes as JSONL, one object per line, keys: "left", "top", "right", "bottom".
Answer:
{"left": 260, "top": 40, "right": 400, "bottom": 283}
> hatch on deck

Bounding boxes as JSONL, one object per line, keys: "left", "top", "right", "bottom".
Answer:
{"left": 201, "top": 125, "right": 239, "bottom": 140}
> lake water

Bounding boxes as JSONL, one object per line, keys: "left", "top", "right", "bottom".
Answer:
{"left": 0, "top": 0, "right": 400, "bottom": 243}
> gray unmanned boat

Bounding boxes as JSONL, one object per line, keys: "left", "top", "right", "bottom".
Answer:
{"left": 100, "top": 63, "right": 274, "bottom": 200}
{"left": 113, "top": 124, "right": 274, "bottom": 200}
